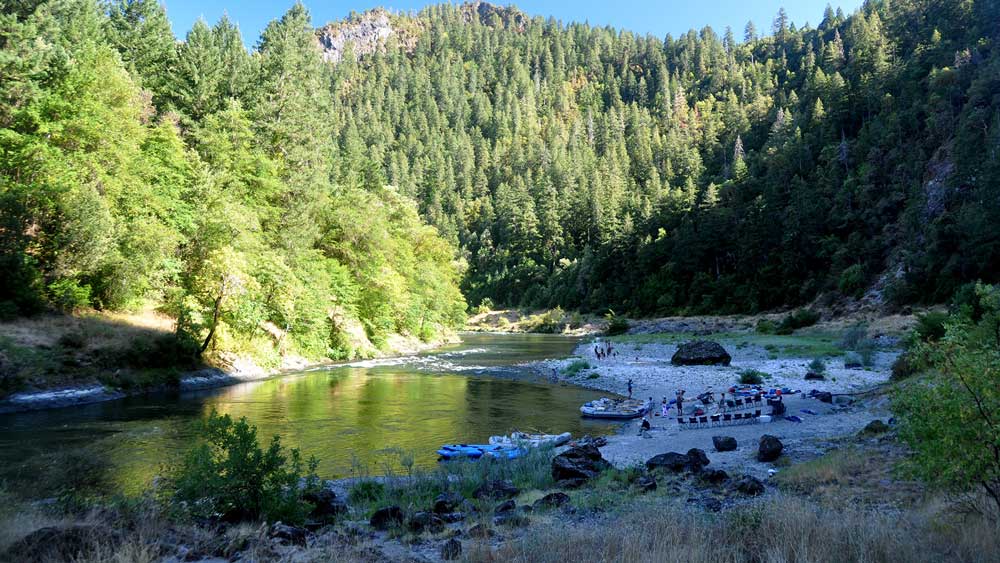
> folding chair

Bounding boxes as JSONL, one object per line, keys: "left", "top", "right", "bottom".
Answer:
{"left": 710, "top": 414, "right": 721, "bottom": 427}
{"left": 733, "top": 413, "right": 743, "bottom": 424}
{"left": 678, "top": 417, "right": 687, "bottom": 430}
{"left": 699, "top": 416, "right": 708, "bottom": 427}
{"left": 689, "top": 416, "right": 699, "bottom": 428}
{"left": 723, "top": 414, "right": 732, "bottom": 425}
{"left": 735, "top": 398, "right": 744, "bottom": 409}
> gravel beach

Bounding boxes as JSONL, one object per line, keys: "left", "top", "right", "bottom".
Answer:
{"left": 526, "top": 335, "right": 898, "bottom": 477}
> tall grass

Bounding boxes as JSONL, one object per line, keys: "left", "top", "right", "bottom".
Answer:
{"left": 481, "top": 495, "right": 1000, "bottom": 563}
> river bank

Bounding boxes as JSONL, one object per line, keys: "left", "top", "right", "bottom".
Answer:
{"left": 0, "top": 311, "right": 459, "bottom": 414}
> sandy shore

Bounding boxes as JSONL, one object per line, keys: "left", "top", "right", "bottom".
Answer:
{"left": 527, "top": 336, "right": 898, "bottom": 477}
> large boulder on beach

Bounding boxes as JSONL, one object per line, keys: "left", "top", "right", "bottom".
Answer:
{"left": 671, "top": 341, "right": 732, "bottom": 366}
{"left": 646, "top": 449, "right": 709, "bottom": 473}
{"left": 757, "top": 435, "right": 784, "bottom": 462}
{"left": 712, "top": 436, "right": 737, "bottom": 452}
{"left": 304, "top": 487, "right": 348, "bottom": 520}
{"left": 406, "top": 511, "right": 445, "bottom": 534}
{"left": 551, "top": 444, "right": 610, "bottom": 487}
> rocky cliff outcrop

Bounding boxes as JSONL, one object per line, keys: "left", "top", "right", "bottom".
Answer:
{"left": 318, "top": 9, "right": 397, "bottom": 63}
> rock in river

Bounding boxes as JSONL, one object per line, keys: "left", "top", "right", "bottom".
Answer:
{"left": 671, "top": 341, "right": 732, "bottom": 366}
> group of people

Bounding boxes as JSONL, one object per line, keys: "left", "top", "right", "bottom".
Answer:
{"left": 594, "top": 341, "right": 617, "bottom": 361}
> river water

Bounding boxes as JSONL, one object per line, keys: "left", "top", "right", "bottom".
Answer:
{"left": 0, "top": 333, "right": 619, "bottom": 496}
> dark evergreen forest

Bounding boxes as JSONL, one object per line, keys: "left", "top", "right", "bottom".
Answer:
{"left": 1, "top": 0, "right": 999, "bottom": 361}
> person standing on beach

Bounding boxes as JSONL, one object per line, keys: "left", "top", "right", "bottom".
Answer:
{"left": 627, "top": 378, "right": 633, "bottom": 398}
{"left": 661, "top": 397, "right": 669, "bottom": 417}
{"left": 676, "top": 390, "right": 684, "bottom": 416}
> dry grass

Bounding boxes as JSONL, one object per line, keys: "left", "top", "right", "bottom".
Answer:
{"left": 476, "top": 495, "right": 1000, "bottom": 563}
{"left": 0, "top": 308, "right": 173, "bottom": 351}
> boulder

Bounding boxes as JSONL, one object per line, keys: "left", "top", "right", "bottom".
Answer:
{"left": 757, "top": 435, "right": 784, "bottom": 462}
{"left": 2, "top": 525, "right": 120, "bottom": 562}
{"left": 533, "top": 492, "right": 571, "bottom": 509}
{"left": 645, "top": 452, "right": 690, "bottom": 472}
{"left": 467, "top": 524, "right": 495, "bottom": 539}
{"left": 433, "top": 491, "right": 465, "bottom": 514}
{"left": 494, "top": 499, "right": 516, "bottom": 514}
{"left": 473, "top": 479, "right": 520, "bottom": 500}
{"left": 834, "top": 395, "right": 855, "bottom": 406}
{"left": 671, "top": 341, "right": 732, "bottom": 366}
{"left": 551, "top": 444, "right": 610, "bottom": 487}
{"left": 816, "top": 391, "right": 833, "bottom": 403}
{"left": 304, "top": 487, "right": 348, "bottom": 520}
{"left": 440, "top": 512, "right": 466, "bottom": 523}
{"left": 859, "top": 419, "right": 890, "bottom": 436}
{"left": 686, "top": 448, "right": 710, "bottom": 470}
{"left": 804, "top": 372, "right": 826, "bottom": 381}
{"left": 634, "top": 475, "right": 658, "bottom": 493}
{"left": 407, "top": 511, "right": 445, "bottom": 534}
{"left": 270, "top": 522, "right": 308, "bottom": 546}
{"left": 732, "top": 475, "right": 765, "bottom": 496}
{"left": 441, "top": 538, "right": 462, "bottom": 561}
{"left": 646, "top": 450, "right": 709, "bottom": 473}
{"left": 699, "top": 468, "right": 729, "bottom": 484}
{"left": 712, "top": 436, "right": 737, "bottom": 452}
{"left": 370, "top": 506, "right": 404, "bottom": 530}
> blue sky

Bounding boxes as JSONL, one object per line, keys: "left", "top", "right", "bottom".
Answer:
{"left": 162, "top": 1, "right": 863, "bottom": 45}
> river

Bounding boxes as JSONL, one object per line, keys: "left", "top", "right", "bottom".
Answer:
{"left": 0, "top": 333, "right": 619, "bottom": 496}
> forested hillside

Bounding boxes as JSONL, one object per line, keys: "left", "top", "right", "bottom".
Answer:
{"left": 2, "top": 0, "right": 999, "bottom": 368}
{"left": 325, "top": 0, "right": 1000, "bottom": 314}
{"left": 0, "top": 0, "right": 466, "bottom": 365}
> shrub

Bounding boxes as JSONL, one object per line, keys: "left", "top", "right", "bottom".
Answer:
{"left": 348, "top": 480, "right": 387, "bottom": 506}
{"left": 563, "top": 359, "right": 590, "bottom": 377}
{"left": 914, "top": 311, "right": 948, "bottom": 342}
{"left": 839, "top": 323, "right": 869, "bottom": 350}
{"left": 605, "top": 310, "right": 629, "bottom": 336}
{"left": 112, "top": 333, "right": 200, "bottom": 370}
{"left": 776, "top": 309, "right": 820, "bottom": 334}
{"left": 857, "top": 339, "right": 878, "bottom": 367}
{"left": 838, "top": 264, "right": 866, "bottom": 297}
{"left": 890, "top": 352, "right": 920, "bottom": 381}
{"left": 47, "top": 279, "right": 92, "bottom": 312}
{"left": 808, "top": 357, "right": 827, "bottom": 374}
{"left": 843, "top": 351, "right": 862, "bottom": 367}
{"left": 738, "top": 369, "right": 766, "bottom": 384}
{"left": 172, "top": 411, "right": 319, "bottom": 524}
{"left": 57, "top": 331, "right": 87, "bottom": 350}
{"left": 755, "top": 319, "right": 777, "bottom": 334}
{"left": 474, "top": 297, "right": 494, "bottom": 315}
{"left": 529, "top": 307, "right": 566, "bottom": 334}
{"left": 0, "top": 301, "right": 17, "bottom": 322}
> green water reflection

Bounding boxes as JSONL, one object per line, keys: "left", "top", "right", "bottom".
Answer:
{"left": 0, "top": 333, "right": 619, "bottom": 496}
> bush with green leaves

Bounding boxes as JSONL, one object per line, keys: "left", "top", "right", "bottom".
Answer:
{"left": 172, "top": 411, "right": 319, "bottom": 524}
{"left": 914, "top": 311, "right": 948, "bottom": 342}
{"left": 775, "top": 310, "right": 820, "bottom": 335}
{"left": 563, "top": 359, "right": 591, "bottom": 377}
{"left": 894, "top": 283, "right": 1000, "bottom": 513}
{"left": 755, "top": 319, "right": 778, "bottom": 334}
{"left": 808, "top": 357, "right": 827, "bottom": 374}
{"left": 605, "top": 310, "right": 629, "bottom": 336}
{"left": 839, "top": 324, "right": 869, "bottom": 350}
{"left": 738, "top": 370, "right": 766, "bottom": 384}
{"left": 838, "top": 264, "right": 866, "bottom": 297}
